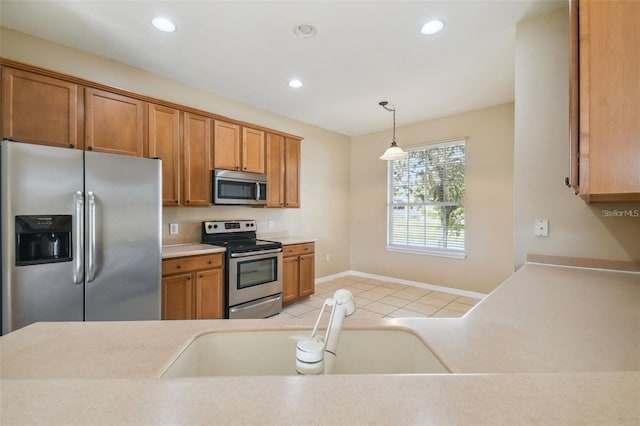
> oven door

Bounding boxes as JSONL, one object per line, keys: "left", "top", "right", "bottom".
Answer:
{"left": 228, "top": 249, "right": 283, "bottom": 308}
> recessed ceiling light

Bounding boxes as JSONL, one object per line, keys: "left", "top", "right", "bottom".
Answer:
{"left": 288, "top": 79, "right": 303, "bottom": 88}
{"left": 293, "top": 23, "right": 316, "bottom": 38}
{"left": 152, "top": 17, "right": 176, "bottom": 33}
{"left": 421, "top": 19, "right": 444, "bottom": 35}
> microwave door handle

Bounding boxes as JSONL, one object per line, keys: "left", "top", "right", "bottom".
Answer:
{"left": 255, "top": 181, "right": 260, "bottom": 201}
{"left": 73, "top": 191, "right": 84, "bottom": 284}
{"left": 87, "top": 191, "right": 97, "bottom": 283}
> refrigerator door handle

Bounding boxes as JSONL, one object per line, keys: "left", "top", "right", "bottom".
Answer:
{"left": 87, "top": 191, "right": 97, "bottom": 282}
{"left": 73, "top": 191, "right": 84, "bottom": 284}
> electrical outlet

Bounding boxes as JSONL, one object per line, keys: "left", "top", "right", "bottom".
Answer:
{"left": 534, "top": 219, "right": 548, "bottom": 237}
{"left": 325, "top": 254, "right": 331, "bottom": 262}
{"left": 169, "top": 223, "right": 179, "bottom": 235}
{"left": 268, "top": 220, "right": 274, "bottom": 229}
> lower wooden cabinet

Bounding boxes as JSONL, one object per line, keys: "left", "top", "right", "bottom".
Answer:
{"left": 282, "top": 243, "right": 315, "bottom": 304}
{"left": 162, "top": 253, "right": 224, "bottom": 320}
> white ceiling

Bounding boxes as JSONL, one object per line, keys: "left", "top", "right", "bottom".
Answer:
{"left": 0, "top": 1, "right": 563, "bottom": 137}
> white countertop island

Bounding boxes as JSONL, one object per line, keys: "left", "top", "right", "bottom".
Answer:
{"left": 1, "top": 261, "right": 638, "bottom": 425}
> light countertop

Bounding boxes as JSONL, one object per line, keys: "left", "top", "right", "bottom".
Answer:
{"left": 161, "top": 237, "right": 314, "bottom": 259}
{"left": 262, "top": 235, "right": 317, "bottom": 245}
{"left": 162, "top": 243, "right": 225, "bottom": 259}
{"left": 1, "top": 262, "right": 638, "bottom": 425}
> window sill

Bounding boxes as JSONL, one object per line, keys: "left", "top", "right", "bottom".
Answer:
{"left": 385, "top": 245, "right": 466, "bottom": 259}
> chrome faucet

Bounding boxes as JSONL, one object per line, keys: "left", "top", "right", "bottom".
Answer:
{"left": 296, "top": 289, "right": 356, "bottom": 375}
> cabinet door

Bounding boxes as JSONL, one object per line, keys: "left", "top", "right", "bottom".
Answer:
{"left": 1, "top": 67, "right": 80, "bottom": 149}
{"left": 148, "top": 104, "right": 181, "bottom": 206}
{"left": 195, "top": 268, "right": 224, "bottom": 319}
{"left": 242, "top": 127, "right": 265, "bottom": 174}
{"left": 282, "top": 256, "right": 299, "bottom": 304}
{"left": 162, "top": 273, "right": 193, "bottom": 320}
{"left": 183, "top": 112, "right": 212, "bottom": 206}
{"left": 85, "top": 87, "right": 144, "bottom": 157}
{"left": 579, "top": 0, "right": 640, "bottom": 200}
{"left": 213, "top": 120, "right": 240, "bottom": 170}
{"left": 299, "top": 254, "right": 315, "bottom": 298}
{"left": 266, "top": 133, "right": 285, "bottom": 207}
{"left": 284, "top": 137, "right": 301, "bottom": 208}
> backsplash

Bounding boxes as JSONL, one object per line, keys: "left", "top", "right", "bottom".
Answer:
{"left": 162, "top": 206, "right": 291, "bottom": 245}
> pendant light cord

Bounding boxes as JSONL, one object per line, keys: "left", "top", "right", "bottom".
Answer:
{"left": 379, "top": 101, "right": 396, "bottom": 145}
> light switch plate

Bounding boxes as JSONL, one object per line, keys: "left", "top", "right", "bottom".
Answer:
{"left": 169, "top": 223, "right": 179, "bottom": 235}
{"left": 535, "top": 219, "right": 549, "bottom": 237}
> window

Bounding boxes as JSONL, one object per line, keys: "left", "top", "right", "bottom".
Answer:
{"left": 387, "top": 139, "right": 466, "bottom": 258}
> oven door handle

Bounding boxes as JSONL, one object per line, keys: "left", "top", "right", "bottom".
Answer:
{"left": 229, "top": 294, "right": 282, "bottom": 315}
{"left": 230, "top": 248, "right": 283, "bottom": 258}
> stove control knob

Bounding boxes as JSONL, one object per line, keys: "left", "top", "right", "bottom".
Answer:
{"left": 207, "top": 224, "right": 212, "bottom": 230}
{"left": 213, "top": 224, "right": 218, "bottom": 229}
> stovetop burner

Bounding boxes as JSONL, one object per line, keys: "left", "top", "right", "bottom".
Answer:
{"left": 201, "top": 220, "right": 282, "bottom": 254}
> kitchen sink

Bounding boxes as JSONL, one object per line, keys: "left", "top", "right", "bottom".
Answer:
{"left": 161, "top": 328, "right": 449, "bottom": 377}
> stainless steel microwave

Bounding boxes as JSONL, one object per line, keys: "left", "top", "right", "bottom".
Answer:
{"left": 212, "top": 169, "right": 268, "bottom": 205}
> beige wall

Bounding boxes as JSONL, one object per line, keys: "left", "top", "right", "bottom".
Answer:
{"left": 514, "top": 8, "right": 640, "bottom": 268}
{"left": 350, "top": 103, "right": 515, "bottom": 294}
{"left": 0, "top": 28, "right": 352, "bottom": 278}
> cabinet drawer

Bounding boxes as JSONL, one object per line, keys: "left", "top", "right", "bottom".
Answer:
{"left": 283, "top": 243, "right": 315, "bottom": 257}
{"left": 163, "top": 253, "right": 223, "bottom": 275}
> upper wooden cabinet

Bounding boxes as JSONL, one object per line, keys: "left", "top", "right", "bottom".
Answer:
{"left": 284, "top": 137, "right": 301, "bottom": 208}
{"left": 148, "top": 103, "right": 181, "bottom": 206}
{"left": 149, "top": 106, "right": 212, "bottom": 207}
{"left": 266, "top": 133, "right": 285, "bottom": 207}
{"left": 85, "top": 87, "right": 145, "bottom": 157}
{"left": 570, "top": 0, "right": 640, "bottom": 202}
{"left": 213, "top": 120, "right": 241, "bottom": 171}
{"left": 242, "top": 127, "right": 265, "bottom": 174}
{"left": 1, "top": 67, "right": 80, "bottom": 149}
{"left": 183, "top": 112, "right": 212, "bottom": 206}
{"left": 266, "top": 133, "right": 301, "bottom": 208}
{"left": 0, "top": 60, "right": 302, "bottom": 203}
{"left": 213, "top": 120, "right": 266, "bottom": 174}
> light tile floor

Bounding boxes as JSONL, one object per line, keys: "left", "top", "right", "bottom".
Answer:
{"left": 272, "top": 275, "right": 481, "bottom": 321}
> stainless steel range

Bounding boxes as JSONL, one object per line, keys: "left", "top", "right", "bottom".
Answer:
{"left": 202, "top": 220, "right": 283, "bottom": 319}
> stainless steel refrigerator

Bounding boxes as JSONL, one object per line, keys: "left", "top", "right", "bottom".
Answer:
{"left": 1, "top": 140, "right": 162, "bottom": 334}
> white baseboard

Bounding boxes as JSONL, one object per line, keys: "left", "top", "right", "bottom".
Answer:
{"left": 315, "top": 270, "right": 486, "bottom": 300}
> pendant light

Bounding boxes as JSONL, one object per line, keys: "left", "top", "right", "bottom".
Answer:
{"left": 379, "top": 101, "right": 409, "bottom": 160}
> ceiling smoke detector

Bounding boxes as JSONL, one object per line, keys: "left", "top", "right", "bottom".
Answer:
{"left": 293, "top": 23, "right": 316, "bottom": 38}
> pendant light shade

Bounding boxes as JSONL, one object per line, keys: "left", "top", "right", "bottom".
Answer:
{"left": 380, "top": 142, "right": 409, "bottom": 160}
{"left": 378, "top": 101, "right": 408, "bottom": 160}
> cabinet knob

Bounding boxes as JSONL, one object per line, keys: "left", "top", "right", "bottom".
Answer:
{"left": 187, "top": 276, "right": 191, "bottom": 280}
{"left": 186, "top": 200, "right": 190, "bottom": 204}
{"left": 87, "top": 146, "right": 93, "bottom": 151}
{"left": 198, "top": 274, "right": 203, "bottom": 278}
{"left": 69, "top": 144, "right": 75, "bottom": 149}
{"left": 176, "top": 265, "right": 182, "bottom": 269}
{"left": 175, "top": 200, "right": 179, "bottom": 204}
{"left": 208, "top": 260, "right": 212, "bottom": 264}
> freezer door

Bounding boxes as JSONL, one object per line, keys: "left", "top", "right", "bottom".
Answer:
{"left": 1, "top": 141, "right": 84, "bottom": 334}
{"left": 84, "top": 151, "right": 161, "bottom": 321}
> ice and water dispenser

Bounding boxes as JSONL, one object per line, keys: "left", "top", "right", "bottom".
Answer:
{"left": 15, "top": 215, "right": 72, "bottom": 265}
